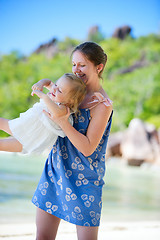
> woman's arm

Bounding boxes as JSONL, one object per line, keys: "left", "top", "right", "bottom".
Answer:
{"left": 32, "top": 78, "right": 54, "bottom": 91}
{"left": 32, "top": 90, "right": 67, "bottom": 118}
{"left": 45, "top": 103, "right": 112, "bottom": 156}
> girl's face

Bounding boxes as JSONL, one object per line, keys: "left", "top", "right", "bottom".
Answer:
{"left": 72, "top": 51, "right": 99, "bottom": 85}
{"left": 48, "top": 75, "right": 71, "bottom": 103}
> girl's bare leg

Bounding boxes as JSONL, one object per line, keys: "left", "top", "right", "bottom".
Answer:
{"left": 36, "top": 207, "right": 61, "bottom": 240}
{"left": 0, "top": 118, "right": 12, "bottom": 135}
{"left": 76, "top": 225, "right": 99, "bottom": 240}
{"left": 0, "top": 118, "right": 22, "bottom": 152}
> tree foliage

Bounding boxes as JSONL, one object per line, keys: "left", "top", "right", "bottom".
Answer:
{"left": 0, "top": 34, "right": 160, "bottom": 136}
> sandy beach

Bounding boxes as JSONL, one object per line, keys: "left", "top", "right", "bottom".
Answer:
{"left": 0, "top": 153, "right": 160, "bottom": 239}
{"left": 0, "top": 220, "right": 160, "bottom": 240}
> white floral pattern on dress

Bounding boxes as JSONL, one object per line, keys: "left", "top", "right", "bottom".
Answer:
{"left": 65, "top": 169, "right": 72, "bottom": 179}
{"left": 48, "top": 170, "right": 54, "bottom": 183}
{"left": 45, "top": 201, "right": 58, "bottom": 214}
{"left": 81, "top": 194, "right": 95, "bottom": 207}
{"left": 65, "top": 187, "right": 77, "bottom": 201}
{"left": 32, "top": 196, "right": 39, "bottom": 207}
{"left": 71, "top": 157, "right": 85, "bottom": 171}
{"left": 59, "top": 145, "right": 68, "bottom": 159}
{"left": 57, "top": 176, "right": 63, "bottom": 190}
{"left": 72, "top": 206, "right": 84, "bottom": 221}
{"left": 89, "top": 211, "right": 100, "bottom": 225}
{"left": 39, "top": 181, "right": 49, "bottom": 195}
{"left": 75, "top": 173, "right": 89, "bottom": 187}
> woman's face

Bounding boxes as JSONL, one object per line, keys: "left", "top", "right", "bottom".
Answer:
{"left": 72, "top": 51, "right": 99, "bottom": 85}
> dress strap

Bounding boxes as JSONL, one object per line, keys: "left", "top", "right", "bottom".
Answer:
{"left": 87, "top": 92, "right": 113, "bottom": 110}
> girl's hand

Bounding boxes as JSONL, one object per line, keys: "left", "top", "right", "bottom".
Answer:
{"left": 32, "top": 79, "right": 53, "bottom": 91}
{"left": 31, "top": 89, "right": 46, "bottom": 98}
{"left": 32, "top": 81, "right": 44, "bottom": 92}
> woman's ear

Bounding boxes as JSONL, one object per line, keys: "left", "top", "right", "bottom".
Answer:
{"left": 97, "top": 63, "right": 104, "bottom": 74}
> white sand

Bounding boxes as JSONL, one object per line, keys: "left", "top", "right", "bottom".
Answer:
{"left": 0, "top": 220, "right": 160, "bottom": 240}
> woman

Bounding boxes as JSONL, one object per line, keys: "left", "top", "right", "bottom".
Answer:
{"left": 32, "top": 42, "right": 113, "bottom": 240}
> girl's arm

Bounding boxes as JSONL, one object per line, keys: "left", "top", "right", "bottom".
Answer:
{"left": 32, "top": 78, "right": 54, "bottom": 91}
{"left": 45, "top": 103, "right": 113, "bottom": 156}
{"left": 32, "top": 90, "right": 67, "bottom": 118}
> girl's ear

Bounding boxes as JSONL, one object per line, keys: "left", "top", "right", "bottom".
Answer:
{"left": 97, "top": 63, "right": 104, "bottom": 74}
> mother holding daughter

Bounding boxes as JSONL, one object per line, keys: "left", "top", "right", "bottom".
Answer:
{"left": 32, "top": 42, "right": 113, "bottom": 240}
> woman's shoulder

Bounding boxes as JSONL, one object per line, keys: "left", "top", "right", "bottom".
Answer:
{"left": 93, "top": 92, "right": 113, "bottom": 107}
{"left": 87, "top": 90, "right": 112, "bottom": 121}
{"left": 88, "top": 89, "right": 113, "bottom": 110}
{"left": 79, "top": 88, "right": 113, "bottom": 110}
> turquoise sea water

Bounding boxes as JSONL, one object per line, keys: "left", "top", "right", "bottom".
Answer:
{"left": 0, "top": 153, "right": 160, "bottom": 223}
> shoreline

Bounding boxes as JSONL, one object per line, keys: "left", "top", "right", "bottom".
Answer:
{"left": 0, "top": 220, "right": 160, "bottom": 240}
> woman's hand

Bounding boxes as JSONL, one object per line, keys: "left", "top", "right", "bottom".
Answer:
{"left": 43, "top": 107, "right": 71, "bottom": 126}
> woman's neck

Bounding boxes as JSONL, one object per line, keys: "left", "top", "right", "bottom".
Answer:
{"left": 79, "top": 82, "right": 103, "bottom": 109}
{"left": 86, "top": 81, "right": 101, "bottom": 94}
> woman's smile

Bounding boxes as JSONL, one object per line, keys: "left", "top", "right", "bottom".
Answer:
{"left": 75, "top": 73, "right": 87, "bottom": 82}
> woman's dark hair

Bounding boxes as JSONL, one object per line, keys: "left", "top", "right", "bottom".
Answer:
{"left": 71, "top": 42, "right": 107, "bottom": 78}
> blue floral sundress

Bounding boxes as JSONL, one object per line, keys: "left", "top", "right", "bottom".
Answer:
{"left": 32, "top": 105, "right": 113, "bottom": 227}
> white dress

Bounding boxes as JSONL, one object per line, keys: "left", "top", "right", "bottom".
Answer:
{"left": 8, "top": 99, "right": 73, "bottom": 154}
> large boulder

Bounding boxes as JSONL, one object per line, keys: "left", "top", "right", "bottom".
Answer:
{"left": 106, "top": 131, "right": 123, "bottom": 157}
{"left": 120, "top": 119, "right": 154, "bottom": 166}
{"left": 112, "top": 25, "right": 132, "bottom": 40}
{"left": 33, "top": 38, "right": 58, "bottom": 58}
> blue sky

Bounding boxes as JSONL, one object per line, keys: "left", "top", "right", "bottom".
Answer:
{"left": 0, "top": 0, "right": 159, "bottom": 55}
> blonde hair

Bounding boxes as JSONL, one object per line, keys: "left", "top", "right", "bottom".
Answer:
{"left": 63, "top": 73, "right": 86, "bottom": 113}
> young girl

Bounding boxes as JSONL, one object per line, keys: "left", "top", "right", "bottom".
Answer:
{"left": 0, "top": 73, "right": 86, "bottom": 154}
